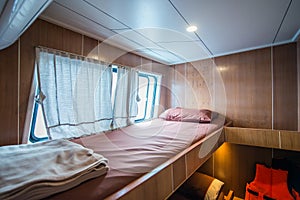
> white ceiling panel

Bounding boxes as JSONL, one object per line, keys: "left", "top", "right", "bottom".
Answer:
{"left": 52, "top": 0, "right": 128, "bottom": 30}
{"left": 84, "top": 0, "right": 198, "bottom": 41}
{"left": 135, "top": 28, "right": 197, "bottom": 43}
{"left": 136, "top": 49, "right": 183, "bottom": 64}
{"left": 158, "top": 41, "right": 211, "bottom": 63}
{"left": 114, "top": 29, "right": 162, "bottom": 51}
{"left": 104, "top": 33, "right": 150, "bottom": 54}
{"left": 171, "top": 0, "right": 291, "bottom": 55}
{"left": 40, "top": 0, "right": 300, "bottom": 64}
{"left": 274, "top": 0, "right": 300, "bottom": 43}
{"left": 40, "top": 2, "right": 116, "bottom": 40}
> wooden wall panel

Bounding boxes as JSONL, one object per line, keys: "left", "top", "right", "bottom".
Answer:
{"left": 170, "top": 59, "right": 216, "bottom": 111}
{"left": 215, "top": 48, "right": 272, "bottom": 128}
{"left": 273, "top": 43, "right": 298, "bottom": 131}
{"left": 62, "top": 28, "right": 82, "bottom": 55}
{"left": 115, "top": 52, "right": 141, "bottom": 67}
{"left": 83, "top": 36, "right": 98, "bottom": 59}
{"left": 39, "top": 20, "right": 63, "bottom": 50}
{"left": 171, "top": 43, "right": 299, "bottom": 129}
{"left": 0, "top": 19, "right": 169, "bottom": 145}
{"left": 173, "top": 64, "right": 186, "bottom": 107}
{"left": 280, "top": 130, "right": 300, "bottom": 151}
{"left": 172, "top": 156, "right": 186, "bottom": 190}
{"left": 225, "top": 127, "right": 280, "bottom": 149}
{"left": 120, "top": 165, "right": 173, "bottom": 200}
{"left": 0, "top": 42, "right": 19, "bottom": 145}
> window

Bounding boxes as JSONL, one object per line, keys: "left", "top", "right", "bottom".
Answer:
{"left": 135, "top": 72, "right": 161, "bottom": 122}
{"left": 29, "top": 97, "right": 48, "bottom": 143}
{"left": 29, "top": 50, "right": 161, "bottom": 143}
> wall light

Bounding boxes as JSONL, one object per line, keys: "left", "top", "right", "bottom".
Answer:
{"left": 186, "top": 25, "right": 197, "bottom": 32}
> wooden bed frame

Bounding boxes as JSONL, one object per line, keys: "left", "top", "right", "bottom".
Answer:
{"left": 106, "top": 121, "right": 232, "bottom": 200}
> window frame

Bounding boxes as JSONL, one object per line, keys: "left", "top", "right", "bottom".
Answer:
{"left": 134, "top": 72, "right": 158, "bottom": 123}
{"left": 29, "top": 99, "right": 48, "bottom": 143}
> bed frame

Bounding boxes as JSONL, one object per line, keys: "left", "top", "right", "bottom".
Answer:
{"left": 106, "top": 121, "right": 232, "bottom": 200}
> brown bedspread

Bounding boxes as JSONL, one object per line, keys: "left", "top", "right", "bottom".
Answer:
{"left": 47, "top": 117, "right": 224, "bottom": 200}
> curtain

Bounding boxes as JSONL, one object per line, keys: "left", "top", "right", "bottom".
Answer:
{"left": 36, "top": 47, "right": 113, "bottom": 139}
{"left": 112, "top": 67, "right": 139, "bottom": 128}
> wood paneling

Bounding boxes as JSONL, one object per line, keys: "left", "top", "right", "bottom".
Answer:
{"left": 225, "top": 127, "right": 300, "bottom": 152}
{"left": 172, "top": 61, "right": 213, "bottom": 109}
{"left": 225, "top": 127, "right": 280, "bottom": 149}
{"left": 215, "top": 48, "right": 272, "bottom": 128}
{"left": 273, "top": 43, "right": 298, "bottom": 131}
{"left": 83, "top": 36, "right": 98, "bottom": 59}
{"left": 172, "top": 156, "right": 186, "bottom": 190}
{"left": 115, "top": 52, "right": 141, "bottom": 67}
{"left": 0, "top": 42, "right": 19, "bottom": 145}
{"left": 186, "top": 130, "right": 224, "bottom": 176}
{"left": 171, "top": 43, "right": 299, "bottom": 129}
{"left": 173, "top": 63, "right": 186, "bottom": 107}
{"left": 280, "top": 130, "right": 300, "bottom": 151}
{"left": 62, "top": 28, "right": 82, "bottom": 55}
{"left": 119, "top": 165, "right": 173, "bottom": 200}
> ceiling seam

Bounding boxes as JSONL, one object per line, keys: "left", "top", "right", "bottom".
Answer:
{"left": 157, "top": 40, "right": 200, "bottom": 44}
{"left": 55, "top": 1, "right": 174, "bottom": 64}
{"left": 83, "top": 0, "right": 183, "bottom": 63}
{"left": 168, "top": 0, "right": 214, "bottom": 56}
{"left": 54, "top": 1, "right": 113, "bottom": 32}
{"left": 272, "top": 0, "right": 292, "bottom": 43}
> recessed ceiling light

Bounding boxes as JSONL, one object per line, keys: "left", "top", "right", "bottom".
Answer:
{"left": 186, "top": 25, "right": 197, "bottom": 32}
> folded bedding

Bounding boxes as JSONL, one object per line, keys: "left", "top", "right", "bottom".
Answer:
{"left": 0, "top": 139, "right": 108, "bottom": 200}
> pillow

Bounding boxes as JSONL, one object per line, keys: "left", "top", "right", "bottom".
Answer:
{"left": 178, "top": 172, "right": 224, "bottom": 200}
{"left": 159, "top": 107, "right": 212, "bottom": 123}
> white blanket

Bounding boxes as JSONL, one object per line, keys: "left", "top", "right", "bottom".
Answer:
{"left": 0, "top": 139, "right": 108, "bottom": 200}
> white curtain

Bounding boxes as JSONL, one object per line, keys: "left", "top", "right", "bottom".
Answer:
{"left": 36, "top": 48, "right": 113, "bottom": 139}
{"left": 112, "top": 67, "right": 139, "bottom": 128}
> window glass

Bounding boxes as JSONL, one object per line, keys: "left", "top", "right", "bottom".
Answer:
{"left": 29, "top": 102, "right": 48, "bottom": 143}
{"left": 135, "top": 72, "right": 161, "bottom": 122}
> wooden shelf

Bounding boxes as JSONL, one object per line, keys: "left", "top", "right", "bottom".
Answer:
{"left": 225, "top": 127, "right": 300, "bottom": 152}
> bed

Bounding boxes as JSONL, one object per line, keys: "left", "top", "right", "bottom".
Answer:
{"left": 0, "top": 108, "right": 228, "bottom": 200}
{"left": 45, "top": 108, "right": 227, "bottom": 200}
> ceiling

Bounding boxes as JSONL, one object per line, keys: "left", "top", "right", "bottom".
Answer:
{"left": 40, "top": 0, "right": 300, "bottom": 65}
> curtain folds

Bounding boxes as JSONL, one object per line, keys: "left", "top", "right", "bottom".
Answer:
{"left": 36, "top": 47, "right": 113, "bottom": 139}
{"left": 112, "top": 67, "right": 139, "bottom": 128}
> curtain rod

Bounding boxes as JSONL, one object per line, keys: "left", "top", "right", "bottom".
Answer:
{"left": 36, "top": 46, "right": 130, "bottom": 68}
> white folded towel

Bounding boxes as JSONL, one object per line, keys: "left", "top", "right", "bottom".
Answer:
{"left": 0, "top": 139, "right": 108, "bottom": 200}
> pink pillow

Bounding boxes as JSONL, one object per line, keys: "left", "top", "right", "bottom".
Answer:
{"left": 161, "top": 107, "right": 212, "bottom": 123}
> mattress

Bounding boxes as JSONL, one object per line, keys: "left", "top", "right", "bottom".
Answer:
{"left": 47, "top": 116, "right": 225, "bottom": 200}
